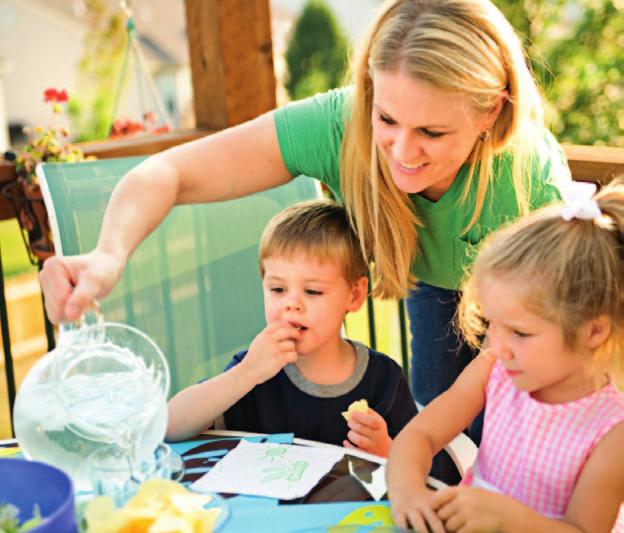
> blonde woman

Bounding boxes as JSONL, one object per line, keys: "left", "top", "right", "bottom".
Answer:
{"left": 40, "top": 0, "right": 569, "bottom": 482}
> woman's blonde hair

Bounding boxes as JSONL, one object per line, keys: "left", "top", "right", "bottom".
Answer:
{"left": 340, "top": 0, "right": 545, "bottom": 298}
{"left": 459, "top": 179, "right": 624, "bottom": 381}
{"left": 259, "top": 199, "right": 369, "bottom": 285}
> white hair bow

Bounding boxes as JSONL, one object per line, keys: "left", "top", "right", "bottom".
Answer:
{"left": 560, "top": 181, "right": 602, "bottom": 222}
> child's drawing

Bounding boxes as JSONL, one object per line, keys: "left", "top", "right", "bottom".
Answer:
{"left": 261, "top": 460, "right": 309, "bottom": 483}
{"left": 260, "top": 444, "right": 288, "bottom": 462}
{"left": 191, "top": 440, "right": 344, "bottom": 500}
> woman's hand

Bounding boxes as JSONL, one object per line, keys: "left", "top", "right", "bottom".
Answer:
{"left": 431, "top": 486, "right": 511, "bottom": 532}
{"left": 343, "top": 409, "right": 392, "bottom": 457}
{"left": 39, "top": 251, "right": 125, "bottom": 323}
{"left": 389, "top": 485, "right": 446, "bottom": 533}
{"left": 240, "top": 323, "right": 300, "bottom": 386}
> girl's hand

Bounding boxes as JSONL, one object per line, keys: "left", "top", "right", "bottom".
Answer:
{"left": 389, "top": 485, "right": 446, "bottom": 533}
{"left": 431, "top": 486, "right": 510, "bottom": 532}
{"left": 342, "top": 409, "right": 392, "bottom": 457}
{"left": 241, "top": 323, "right": 300, "bottom": 385}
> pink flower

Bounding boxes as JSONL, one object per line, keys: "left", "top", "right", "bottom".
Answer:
{"left": 152, "top": 125, "right": 171, "bottom": 135}
{"left": 143, "top": 111, "right": 158, "bottom": 124}
{"left": 109, "top": 117, "right": 146, "bottom": 138}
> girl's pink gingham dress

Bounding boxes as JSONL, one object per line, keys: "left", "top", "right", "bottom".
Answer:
{"left": 464, "top": 360, "right": 624, "bottom": 529}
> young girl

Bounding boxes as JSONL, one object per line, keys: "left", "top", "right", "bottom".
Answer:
{"left": 387, "top": 180, "right": 624, "bottom": 532}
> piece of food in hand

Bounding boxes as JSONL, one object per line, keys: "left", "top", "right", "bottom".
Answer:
{"left": 85, "top": 479, "right": 221, "bottom": 533}
{"left": 342, "top": 399, "right": 369, "bottom": 421}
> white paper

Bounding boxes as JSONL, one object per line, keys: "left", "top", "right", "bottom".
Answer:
{"left": 191, "top": 440, "right": 344, "bottom": 500}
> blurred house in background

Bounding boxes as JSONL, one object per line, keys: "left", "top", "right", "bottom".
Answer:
{"left": 0, "top": 0, "right": 379, "bottom": 147}
{"left": 0, "top": 0, "right": 191, "bottom": 145}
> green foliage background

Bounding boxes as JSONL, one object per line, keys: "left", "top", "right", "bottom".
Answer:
{"left": 285, "top": 0, "right": 622, "bottom": 147}
{"left": 68, "top": 0, "right": 126, "bottom": 142}
{"left": 284, "top": 0, "right": 349, "bottom": 101}
{"left": 491, "top": 0, "right": 622, "bottom": 147}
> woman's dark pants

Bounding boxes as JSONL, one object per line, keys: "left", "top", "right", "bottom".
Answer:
{"left": 406, "top": 282, "right": 484, "bottom": 484}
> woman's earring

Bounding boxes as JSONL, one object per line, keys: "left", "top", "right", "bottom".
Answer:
{"left": 479, "top": 129, "right": 490, "bottom": 142}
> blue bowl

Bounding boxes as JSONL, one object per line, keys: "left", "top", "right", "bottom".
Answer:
{"left": 0, "top": 458, "right": 76, "bottom": 533}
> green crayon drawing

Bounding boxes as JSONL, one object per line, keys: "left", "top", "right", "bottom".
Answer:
{"left": 260, "top": 445, "right": 289, "bottom": 462}
{"left": 260, "top": 460, "right": 309, "bottom": 483}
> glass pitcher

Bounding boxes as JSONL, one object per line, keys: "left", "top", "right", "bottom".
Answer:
{"left": 13, "top": 312, "right": 170, "bottom": 493}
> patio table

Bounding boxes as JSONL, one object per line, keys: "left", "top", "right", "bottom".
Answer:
{"left": 0, "top": 430, "right": 443, "bottom": 531}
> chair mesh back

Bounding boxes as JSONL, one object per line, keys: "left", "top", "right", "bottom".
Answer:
{"left": 39, "top": 157, "right": 321, "bottom": 396}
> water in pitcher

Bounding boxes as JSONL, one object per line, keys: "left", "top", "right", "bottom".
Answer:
{"left": 14, "top": 322, "right": 170, "bottom": 493}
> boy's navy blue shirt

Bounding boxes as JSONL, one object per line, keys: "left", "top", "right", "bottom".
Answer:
{"left": 214, "top": 340, "right": 417, "bottom": 446}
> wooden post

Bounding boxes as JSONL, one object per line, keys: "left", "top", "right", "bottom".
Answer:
{"left": 184, "top": 0, "right": 277, "bottom": 129}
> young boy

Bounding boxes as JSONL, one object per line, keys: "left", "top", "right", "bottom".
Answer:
{"left": 166, "top": 200, "right": 416, "bottom": 457}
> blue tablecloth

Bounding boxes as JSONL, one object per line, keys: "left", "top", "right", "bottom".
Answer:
{"left": 1, "top": 434, "right": 394, "bottom": 532}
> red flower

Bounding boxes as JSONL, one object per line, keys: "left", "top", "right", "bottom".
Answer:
{"left": 43, "top": 88, "right": 69, "bottom": 103}
{"left": 43, "top": 88, "right": 58, "bottom": 102}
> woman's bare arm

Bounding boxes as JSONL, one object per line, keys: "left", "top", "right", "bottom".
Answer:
{"left": 96, "top": 111, "right": 291, "bottom": 261}
{"left": 40, "top": 112, "right": 292, "bottom": 322}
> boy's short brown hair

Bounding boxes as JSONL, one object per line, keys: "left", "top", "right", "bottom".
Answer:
{"left": 259, "top": 199, "right": 369, "bottom": 285}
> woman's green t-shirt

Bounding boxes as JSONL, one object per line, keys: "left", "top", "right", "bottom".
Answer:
{"left": 274, "top": 88, "right": 570, "bottom": 290}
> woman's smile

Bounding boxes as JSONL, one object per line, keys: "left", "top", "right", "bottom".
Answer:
{"left": 394, "top": 160, "right": 429, "bottom": 174}
{"left": 372, "top": 69, "right": 488, "bottom": 201}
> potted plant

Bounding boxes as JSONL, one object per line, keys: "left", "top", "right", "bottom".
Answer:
{"left": 2, "top": 88, "right": 92, "bottom": 262}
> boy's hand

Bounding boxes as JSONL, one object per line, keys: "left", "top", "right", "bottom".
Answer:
{"left": 389, "top": 485, "right": 445, "bottom": 533}
{"left": 431, "top": 486, "right": 509, "bottom": 532}
{"left": 343, "top": 408, "right": 393, "bottom": 457}
{"left": 241, "top": 323, "right": 300, "bottom": 385}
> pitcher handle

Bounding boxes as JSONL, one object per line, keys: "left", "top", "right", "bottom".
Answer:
{"left": 58, "top": 301, "right": 104, "bottom": 346}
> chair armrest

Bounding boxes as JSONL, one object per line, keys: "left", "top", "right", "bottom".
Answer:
{"left": 415, "top": 402, "right": 478, "bottom": 479}
{"left": 444, "top": 431, "right": 478, "bottom": 478}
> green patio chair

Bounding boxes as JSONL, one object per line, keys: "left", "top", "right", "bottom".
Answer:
{"left": 37, "top": 156, "right": 322, "bottom": 398}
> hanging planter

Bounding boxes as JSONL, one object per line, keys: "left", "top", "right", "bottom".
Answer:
{"left": 107, "top": 6, "right": 173, "bottom": 140}
{"left": 1, "top": 176, "right": 54, "bottom": 263}
{"left": 1, "top": 88, "right": 93, "bottom": 264}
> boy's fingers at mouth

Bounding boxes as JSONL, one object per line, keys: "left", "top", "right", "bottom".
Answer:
{"left": 272, "top": 322, "right": 299, "bottom": 337}
{"left": 286, "top": 320, "right": 308, "bottom": 331}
